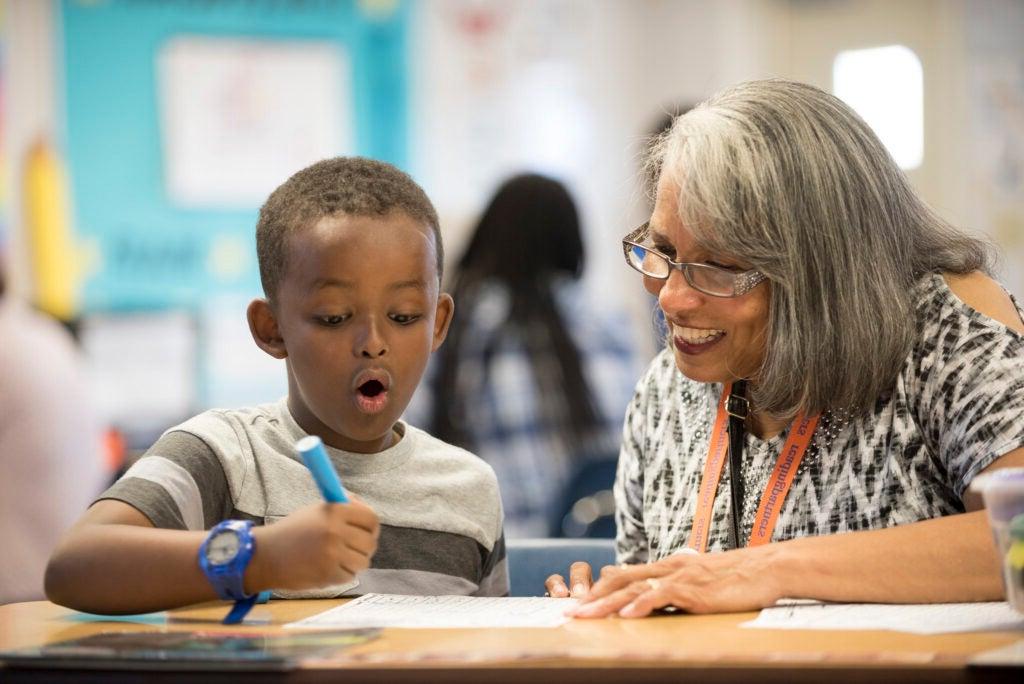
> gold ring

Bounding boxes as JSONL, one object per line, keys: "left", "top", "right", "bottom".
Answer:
{"left": 645, "top": 577, "right": 661, "bottom": 591}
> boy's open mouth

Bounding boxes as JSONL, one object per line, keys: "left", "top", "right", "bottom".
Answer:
{"left": 354, "top": 374, "right": 390, "bottom": 414}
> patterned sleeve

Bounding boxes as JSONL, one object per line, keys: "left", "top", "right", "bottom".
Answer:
{"left": 913, "top": 293, "right": 1024, "bottom": 499}
{"left": 614, "top": 365, "right": 656, "bottom": 565}
{"left": 96, "top": 430, "right": 233, "bottom": 530}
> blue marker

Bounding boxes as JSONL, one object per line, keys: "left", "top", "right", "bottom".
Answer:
{"left": 297, "top": 435, "right": 349, "bottom": 503}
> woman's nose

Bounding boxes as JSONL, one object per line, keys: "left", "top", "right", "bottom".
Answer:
{"left": 657, "top": 269, "right": 703, "bottom": 316}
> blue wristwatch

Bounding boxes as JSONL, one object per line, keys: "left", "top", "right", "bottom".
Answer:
{"left": 198, "top": 520, "right": 258, "bottom": 624}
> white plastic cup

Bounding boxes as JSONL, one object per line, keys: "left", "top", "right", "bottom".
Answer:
{"left": 971, "top": 467, "right": 1024, "bottom": 613}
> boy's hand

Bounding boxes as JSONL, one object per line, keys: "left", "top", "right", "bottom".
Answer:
{"left": 248, "top": 500, "right": 379, "bottom": 592}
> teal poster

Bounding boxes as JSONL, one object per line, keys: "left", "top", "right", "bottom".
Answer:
{"left": 60, "top": 0, "right": 409, "bottom": 312}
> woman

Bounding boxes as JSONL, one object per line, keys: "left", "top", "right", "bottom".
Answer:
{"left": 424, "top": 173, "right": 641, "bottom": 537}
{"left": 546, "top": 79, "right": 1024, "bottom": 616}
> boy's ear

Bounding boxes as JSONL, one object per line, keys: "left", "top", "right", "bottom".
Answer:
{"left": 431, "top": 292, "right": 455, "bottom": 352}
{"left": 247, "top": 298, "right": 287, "bottom": 359}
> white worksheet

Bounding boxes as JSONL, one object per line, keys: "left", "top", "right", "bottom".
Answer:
{"left": 742, "top": 600, "right": 1024, "bottom": 634}
{"left": 286, "top": 594, "right": 578, "bottom": 629}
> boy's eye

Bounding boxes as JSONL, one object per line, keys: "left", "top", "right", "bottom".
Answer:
{"left": 390, "top": 313, "right": 421, "bottom": 325}
{"left": 316, "top": 315, "right": 349, "bottom": 326}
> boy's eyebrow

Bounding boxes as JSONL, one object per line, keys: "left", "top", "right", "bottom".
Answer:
{"left": 310, "top": 277, "right": 355, "bottom": 291}
{"left": 308, "top": 278, "right": 428, "bottom": 292}
{"left": 388, "top": 278, "right": 429, "bottom": 292}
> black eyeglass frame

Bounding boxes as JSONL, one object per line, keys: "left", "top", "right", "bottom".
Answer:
{"left": 621, "top": 223, "right": 767, "bottom": 298}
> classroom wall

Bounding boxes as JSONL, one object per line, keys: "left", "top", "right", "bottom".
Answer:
{"left": 1, "top": 0, "right": 1022, "bottom": 439}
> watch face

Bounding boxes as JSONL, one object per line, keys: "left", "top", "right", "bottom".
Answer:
{"left": 205, "top": 530, "right": 241, "bottom": 565}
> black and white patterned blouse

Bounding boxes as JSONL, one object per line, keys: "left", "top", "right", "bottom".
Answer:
{"left": 615, "top": 273, "right": 1024, "bottom": 562}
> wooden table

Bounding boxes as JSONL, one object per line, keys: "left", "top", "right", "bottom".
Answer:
{"left": 0, "top": 599, "right": 1020, "bottom": 683}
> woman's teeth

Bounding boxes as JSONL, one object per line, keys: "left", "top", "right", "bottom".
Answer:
{"left": 677, "top": 326, "right": 725, "bottom": 344}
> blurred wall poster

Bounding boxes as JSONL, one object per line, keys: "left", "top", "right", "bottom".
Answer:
{"left": 60, "top": 0, "right": 410, "bottom": 312}
{"left": 160, "top": 36, "right": 351, "bottom": 209}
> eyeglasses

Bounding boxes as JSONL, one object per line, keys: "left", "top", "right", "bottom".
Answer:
{"left": 621, "top": 223, "right": 767, "bottom": 298}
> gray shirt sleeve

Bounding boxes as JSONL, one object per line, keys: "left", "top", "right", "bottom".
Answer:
{"left": 96, "top": 430, "right": 232, "bottom": 530}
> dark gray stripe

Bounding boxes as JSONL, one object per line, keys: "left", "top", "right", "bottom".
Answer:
{"left": 373, "top": 524, "right": 490, "bottom": 585}
{"left": 151, "top": 431, "right": 232, "bottom": 527}
{"left": 481, "top": 532, "right": 506, "bottom": 576}
{"left": 98, "top": 429, "right": 250, "bottom": 531}
{"left": 97, "top": 479, "right": 187, "bottom": 530}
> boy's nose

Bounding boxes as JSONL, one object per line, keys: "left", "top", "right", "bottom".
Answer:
{"left": 361, "top": 343, "right": 387, "bottom": 358}
{"left": 357, "top": 321, "right": 388, "bottom": 358}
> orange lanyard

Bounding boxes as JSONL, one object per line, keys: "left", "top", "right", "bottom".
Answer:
{"left": 686, "top": 383, "right": 820, "bottom": 552}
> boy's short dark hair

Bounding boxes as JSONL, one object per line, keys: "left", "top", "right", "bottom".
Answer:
{"left": 256, "top": 157, "right": 443, "bottom": 301}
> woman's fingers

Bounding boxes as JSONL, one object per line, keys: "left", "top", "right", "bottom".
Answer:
{"left": 546, "top": 561, "right": 594, "bottom": 598}
{"left": 567, "top": 561, "right": 593, "bottom": 598}
{"left": 568, "top": 577, "right": 655, "bottom": 618}
{"left": 618, "top": 577, "right": 673, "bottom": 618}
{"left": 581, "top": 563, "right": 661, "bottom": 603}
{"left": 545, "top": 574, "right": 570, "bottom": 598}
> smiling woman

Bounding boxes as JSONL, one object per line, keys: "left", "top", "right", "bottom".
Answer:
{"left": 545, "top": 79, "right": 1024, "bottom": 617}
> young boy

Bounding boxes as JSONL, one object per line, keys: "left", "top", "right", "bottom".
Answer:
{"left": 45, "top": 157, "right": 508, "bottom": 615}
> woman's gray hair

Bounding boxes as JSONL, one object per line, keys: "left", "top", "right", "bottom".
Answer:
{"left": 648, "top": 79, "right": 993, "bottom": 419}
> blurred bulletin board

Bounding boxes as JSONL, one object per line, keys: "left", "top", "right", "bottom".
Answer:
{"left": 60, "top": 0, "right": 410, "bottom": 312}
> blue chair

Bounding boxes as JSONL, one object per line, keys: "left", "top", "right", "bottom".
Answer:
{"left": 506, "top": 538, "right": 616, "bottom": 597}
{"left": 550, "top": 455, "right": 619, "bottom": 538}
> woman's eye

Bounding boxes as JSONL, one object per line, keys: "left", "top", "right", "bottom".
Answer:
{"left": 390, "top": 313, "right": 420, "bottom": 325}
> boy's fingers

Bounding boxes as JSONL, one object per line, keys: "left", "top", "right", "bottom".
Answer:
{"left": 545, "top": 574, "right": 570, "bottom": 598}
{"left": 343, "top": 503, "right": 380, "bottom": 533}
{"left": 568, "top": 562, "right": 593, "bottom": 598}
{"left": 345, "top": 528, "right": 378, "bottom": 556}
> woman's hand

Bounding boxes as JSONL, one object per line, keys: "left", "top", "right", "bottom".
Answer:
{"left": 567, "top": 546, "right": 784, "bottom": 618}
{"left": 545, "top": 561, "right": 600, "bottom": 598}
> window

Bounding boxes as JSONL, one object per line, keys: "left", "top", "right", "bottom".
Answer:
{"left": 833, "top": 45, "right": 924, "bottom": 170}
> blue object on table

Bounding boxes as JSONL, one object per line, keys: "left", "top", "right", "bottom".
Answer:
{"left": 506, "top": 538, "right": 616, "bottom": 597}
{"left": 297, "top": 435, "right": 349, "bottom": 503}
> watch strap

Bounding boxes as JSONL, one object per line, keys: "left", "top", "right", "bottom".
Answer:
{"left": 222, "top": 593, "right": 259, "bottom": 625}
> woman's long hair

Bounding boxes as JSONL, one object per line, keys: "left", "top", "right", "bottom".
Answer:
{"left": 429, "top": 173, "right": 602, "bottom": 452}
{"left": 648, "top": 79, "right": 993, "bottom": 419}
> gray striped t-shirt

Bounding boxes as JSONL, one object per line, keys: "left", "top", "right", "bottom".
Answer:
{"left": 99, "top": 398, "right": 509, "bottom": 598}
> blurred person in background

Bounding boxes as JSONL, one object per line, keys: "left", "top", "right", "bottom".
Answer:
{"left": 0, "top": 262, "right": 105, "bottom": 604}
{"left": 416, "top": 173, "right": 643, "bottom": 538}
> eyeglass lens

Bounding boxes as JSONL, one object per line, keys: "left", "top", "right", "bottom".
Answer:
{"left": 626, "top": 244, "right": 740, "bottom": 296}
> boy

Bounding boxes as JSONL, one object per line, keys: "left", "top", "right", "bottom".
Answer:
{"left": 45, "top": 158, "right": 508, "bottom": 615}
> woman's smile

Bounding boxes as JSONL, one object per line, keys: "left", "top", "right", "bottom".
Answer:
{"left": 673, "top": 326, "right": 726, "bottom": 354}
